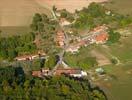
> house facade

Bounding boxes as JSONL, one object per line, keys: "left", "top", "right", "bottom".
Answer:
{"left": 32, "top": 68, "right": 87, "bottom": 78}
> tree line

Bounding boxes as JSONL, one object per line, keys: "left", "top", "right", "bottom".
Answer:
{"left": 0, "top": 66, "right": 107, "bottom": 100}
{"left": 0, "top": 32, "right": 36, "bottom": 61}
{"left": 73, "top": 2, "right": 132, "bottom": 29}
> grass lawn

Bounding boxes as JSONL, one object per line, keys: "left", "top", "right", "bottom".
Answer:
{"left": 93, "top": 33, "right": 132, "bottom": 64}
{"left": 108, "top": 35, "right": 132, "bottom": 63}
{"left": 105, "top": 0, "right": 132, "bottom": 16}
{"left": 64, "top": 46, "right": 92, "bottom": 67}
{"left": 98, "top": 34, "right": 132, "bottom": 100}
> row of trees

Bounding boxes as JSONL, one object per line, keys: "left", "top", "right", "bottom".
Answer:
{"left": 0, "top": 66, "right": 106, "bottom": 100}
{"left": 74, "top": 3, "right": 106, "bottom": 29}
{"left": 73, "top": 2, "right": 132, "bottom": 29}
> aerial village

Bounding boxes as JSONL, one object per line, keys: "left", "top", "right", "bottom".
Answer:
{"left": 13, "top": 8, "right": 110, "bottom": 79}
{"left": 1, "top": 0, "right": 132, "bottom": 99}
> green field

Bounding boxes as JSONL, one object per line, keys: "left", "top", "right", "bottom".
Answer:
{"left": 95, "top": 33, "right": 132, "bottom": 100}
{"left": 101, "top": 62, "right": 132, "bottom": 100}
{"left": 105, "top": 0, "right": 132, "bottom": 15}
{"left": 109, "top": 36, "right": 132, "bottom": 63}
{"left": 0, "top": 26, "right": 31, "bottom": 37}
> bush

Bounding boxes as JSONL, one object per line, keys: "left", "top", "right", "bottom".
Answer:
{"left": 108, "top": 29, "right": 121, "bottom": 44}
{"left": 111, "top": 58, "right": 118, "bottom": 65}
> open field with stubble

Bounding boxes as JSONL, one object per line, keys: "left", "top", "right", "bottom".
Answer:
{"left": 35, "top": 0, "right": 108, "bottom": 13}
{"left": 0, "top": 0, "right": 52, "bottom": 27}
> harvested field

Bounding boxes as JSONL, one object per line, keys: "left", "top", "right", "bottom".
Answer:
{"left": 35, "top": 0, "right": 108, "bottom": 13}
{"left": 0, "top": 0, "right": 52, "bottom": 26}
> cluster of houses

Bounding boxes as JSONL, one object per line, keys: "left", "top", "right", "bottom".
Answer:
{"left": 55, "top": 30, "right": 66, "bottom": 47}
{"left": 15, "top": 51, "right": 46, "bottom": 61}
{"left": 32, "top": 67, "right": 87, "bottom": 78}
{"left": 66, "top": 25, "right": 109, "bottom": 53}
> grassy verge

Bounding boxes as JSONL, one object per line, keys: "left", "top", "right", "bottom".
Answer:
{"left": 0, "top": 26, "right": 31, "bottom": 37}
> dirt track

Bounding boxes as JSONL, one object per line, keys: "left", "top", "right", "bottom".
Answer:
{"left": 35, "top": 0, "right": 108, "bottom": 13}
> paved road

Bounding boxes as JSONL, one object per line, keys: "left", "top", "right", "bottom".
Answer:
{"left": 50, "top": 9, "right": 70, "bottom": 74}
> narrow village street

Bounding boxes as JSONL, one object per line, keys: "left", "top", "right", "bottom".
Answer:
{"left": 51, "top": 9, "right": 70, "bottom": 72}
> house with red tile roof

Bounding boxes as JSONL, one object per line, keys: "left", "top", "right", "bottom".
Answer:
{"left": 66, "top": 45, "right": 80, "bottom": 53}
{"left": 56, "top": 30, "right": 65, "bottom": 47}
{"left": 15, "top": 51, "right": 46, "bottom": 61}
{"left": 95, "top": 32, "right": 109, "bottom": 44}
{"left": 92, "top": 25, "right": 108, "bottom": 33}
{"left": 32, "top": 67, "right": 87, "bottom": 78}
{"left": 66, "top": 25, "right": 109, "bottom": 53}
{"left": 32, "top": 71, "right": 42, "bottom": 78}
{"left": 54, "top": 68, "right": 87, "bottom": 77}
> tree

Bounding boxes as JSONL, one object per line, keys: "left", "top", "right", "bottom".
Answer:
{"left": 33, "top": 13, "right": 42, "bottom": 23}
{"left": 61, "top": 10, "right": 68, "bottom": 18}
{"left": 45, "top": 56, "right": 57, "bottom": 69}
{"left": 24, "top": 80, "right": 30, "bottom": 90}
{"left": 0, "top": 66, "right": 107, "bottom": 100}
{"left": 78, "top": 57, "right": 98, "bottom": 69}
{"left": 108, "top": 29, "right": 121, "bottom": 44}
{"left": 53, "top": 5, "right": 57, "bottom": 12}
{"left": 61, "top": 85, "right": 69, "bottom": 95}
{"left": 30, "top": 24, "right": 38, "bottom": 31}
{"left": 30, "top": 13, "right": 42, "bottom": 32}
{"left": 111, "top": 58, "right": 118, "bottom": 65}
{"left": 91, "top": 89, "right": 106, "bottom": 100}
{"left": 0, "top": 50, "right": 8, "bottom": 59}
{"left": 42, "top": 14, "right": 49, "bottom": 23}
{"left": 38, "top": 22, "right": 44, "bottom": 32}
{"left": 8, "top": 49, "right": 17, "bottom": 60}
{"left": 88, "top": 2, "right": 105, "bottom": 18}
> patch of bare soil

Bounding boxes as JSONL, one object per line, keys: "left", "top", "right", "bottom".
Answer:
{"left": 91, "top": 50, "right": 111, "bottom": 66}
